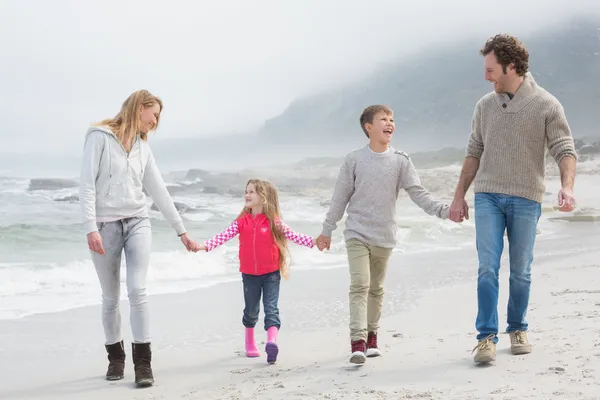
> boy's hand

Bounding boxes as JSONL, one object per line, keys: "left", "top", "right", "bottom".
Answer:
{"left": 311, "top": 237, "right": 321, "bottom": 250}
{"left": 315, "top": 235, "right": 331, "bottom": 251}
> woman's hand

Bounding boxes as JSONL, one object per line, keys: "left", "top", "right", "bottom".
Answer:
{"left": 179, "top": 233, "right": 199, "bottom": 252}
{"left": 87, "top": 232, "right": 105, "bottom": 255}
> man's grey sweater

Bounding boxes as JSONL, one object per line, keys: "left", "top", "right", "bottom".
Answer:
{"left": 467, "top": 72, "right": 577, "bottom": 203}
{"left": 321, "top": 145, "right": 449, "bottom": 249}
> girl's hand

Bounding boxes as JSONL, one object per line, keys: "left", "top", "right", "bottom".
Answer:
{"left": 194, "top": 242, "right": 206, "bottom": 252}
{"left": 179, "top": 233, "right": 197, "bottom": 252}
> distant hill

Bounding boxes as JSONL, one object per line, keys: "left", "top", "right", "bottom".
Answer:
{"left": 145, "top": 16, "right": 600, "bottom": 173}
{"left": 256, "top": 16, "right": 600, "bottom": 153}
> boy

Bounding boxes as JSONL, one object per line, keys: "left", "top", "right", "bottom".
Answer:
{"left": 316, "top": 105, "right": 450, "bottom": 364}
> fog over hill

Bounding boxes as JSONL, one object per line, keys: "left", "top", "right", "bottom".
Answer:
{"left": 150, "top": 15, "right": 600, "bottom": 172}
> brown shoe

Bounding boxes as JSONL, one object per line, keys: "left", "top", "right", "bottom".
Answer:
{"left": 509, "top": 330, "right": 532, "bottom": 355}
{"left": 105, "top": 341, "right": 125, "bottom": 381}
{"left": 472, "top": 334, "right": 496, "bottom": 364}
{"left": 132, "top": 342, "right": 154, "bottom": 387}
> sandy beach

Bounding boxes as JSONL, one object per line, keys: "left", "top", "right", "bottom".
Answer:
{"left": 1, "top": 214, "right": 599, "bottom": 400}
{"left": 1, "top": 3, "right": 599, "bottom": 399}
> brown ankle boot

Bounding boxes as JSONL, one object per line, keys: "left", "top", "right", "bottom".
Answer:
{"left": 105, "top": 341, "right": 125, "bottom": 381}
{"left": 132, "top": 342, "right": 154, "bottom": 387}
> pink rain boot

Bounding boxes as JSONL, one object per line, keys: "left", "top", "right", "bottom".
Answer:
{"left": 245, "top": 328, "right": 260, "bottom": 357}
{"left": 265, "top": 326, "right": 279, "bottom": 364}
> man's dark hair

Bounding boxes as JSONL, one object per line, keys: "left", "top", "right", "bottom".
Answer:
{"left": 359, "top": 105, "right": 393, "bottom": 138}
{"left": 480, "top": 34, "right": 529, "bottom": 76}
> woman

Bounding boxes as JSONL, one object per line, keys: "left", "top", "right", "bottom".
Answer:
{"left": 79, "top": 89, "right": 197, "bottom": 387}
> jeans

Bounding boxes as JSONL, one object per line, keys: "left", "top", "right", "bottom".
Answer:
{"left": 242, "top": 270, "right": 281, "bottom": 331}
{"left": 346, "top": 238, "right": 393, "bottom": 342}
{"left": 474, "top": 193, "right": 541, "bottom": 342}
{"left": 90, "top": 217, "right": 152, "bottom": 345}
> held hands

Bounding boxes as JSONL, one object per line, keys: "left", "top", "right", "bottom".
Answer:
{"left": 315, "top": 234, "right": 331, "bottom": 251}
{"left": 89, "top": 231, "right": 202, "bottom": 254}
{"left": 448, "top": 197, "right": 469, "bottom": 223}
{"left": 183, "top": 236, "right": 206, "bottom": 252}
{"left": 557, "top": 187, "right": 576, "bottom": 212}
{"left": 179, "top": 233, "right": 200, "bottom": 252}
{"left": 190, "top": 242, "right": 206, "bottom": 252}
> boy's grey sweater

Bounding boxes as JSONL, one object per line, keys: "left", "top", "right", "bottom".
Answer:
{"left": 321, "top": 145, "right": 449, "bottom": 249}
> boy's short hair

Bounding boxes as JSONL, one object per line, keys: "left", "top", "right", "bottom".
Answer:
{"left": 359, "top": 105, "right": 393, "bottom": 138}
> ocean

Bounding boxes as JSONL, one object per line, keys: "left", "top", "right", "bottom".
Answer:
{"left": 1, "top": 154, "right": 598, "bottom": 321}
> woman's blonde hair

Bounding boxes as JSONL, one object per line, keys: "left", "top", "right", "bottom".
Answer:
{"left": 95, "top": 89, "right": 163, "bottom": 147}
{"left": 236, "top": 179, "right": 291, "bottom": 279}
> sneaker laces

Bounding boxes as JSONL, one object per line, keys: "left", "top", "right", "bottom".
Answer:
{"left": 351, "top": 340, "right": 366, "bottom": 353}
{"left": 367, "top": 333, "right": 378, "bottom": 349}
{"left": 512, "top": 331, "right": 527, "bottom": 344}
{"left": 472, "top": 334, "right": 495, "bottom": 354}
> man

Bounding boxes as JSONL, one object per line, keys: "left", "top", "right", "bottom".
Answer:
{"left": 449, "top": 34, "right": 577, "bottom": 364}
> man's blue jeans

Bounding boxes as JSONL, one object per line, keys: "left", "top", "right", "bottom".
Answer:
{"left": 474, "top": 192, "right": 542, "bottom": 342}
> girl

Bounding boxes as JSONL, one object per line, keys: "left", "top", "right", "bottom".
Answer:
{"left": 193, "top": 179, "right": 316, "bottom": 364}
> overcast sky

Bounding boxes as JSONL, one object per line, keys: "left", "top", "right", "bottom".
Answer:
{"left": 1, "top": 0, "right": 598, "bottom": 157}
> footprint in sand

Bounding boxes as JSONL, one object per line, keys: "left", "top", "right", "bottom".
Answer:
{"left": 549, "top": 366, "right": 566, "bottom": 373}
{"left": 230, "top": 368, "right": 251, "bottom": 374}
{"left": 490, "top": 387, "right": 513, "bottom": 394}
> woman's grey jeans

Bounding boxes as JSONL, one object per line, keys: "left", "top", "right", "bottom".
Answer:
{"left": 91, "top": 217, "right": 152, "bottom": 345}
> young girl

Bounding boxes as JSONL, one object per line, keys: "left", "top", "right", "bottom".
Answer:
{"left": 193, "top": 179, "right": 316, "bottom": 364}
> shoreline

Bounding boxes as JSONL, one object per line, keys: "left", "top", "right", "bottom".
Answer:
{"left": 2, "top": 171, "right": 599, "bottom": 324}
{"left": 1, "top": 221, "right": 599, "bottom": 399}
{"left": 2, "top": 206, "right": 593, "bottom": 323}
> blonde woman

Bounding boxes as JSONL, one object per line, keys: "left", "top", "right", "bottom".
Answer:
{"left": 79, "top": 90, "right": 197, "bottom": 387}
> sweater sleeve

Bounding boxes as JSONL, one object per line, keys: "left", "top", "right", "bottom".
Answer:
{"left": 321, "top": 153, "right": 355, "bottom": 237}
{"left": 142, "top": 147, "right": 186, "bottom": 236}
{"left": 546, "top": 101, "right": 578, "bottom": 164}
{"left": 466, "top": 101, "right": 484, "bottom": 159}
{"left": 204, "top": 220, "right": 240, "bottom": 251}
{"left": 79, "top": 132, "right": 105, "bottom": 235}
{"left": 400, "top": 156, "right": 449, "bottom": 219}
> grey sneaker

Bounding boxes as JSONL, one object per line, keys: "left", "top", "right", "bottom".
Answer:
{"left": 509, "top": 330, "right": 532, "bottom": 355}
{"left": 472, "top": 334, "right": 496, "bottom": 364}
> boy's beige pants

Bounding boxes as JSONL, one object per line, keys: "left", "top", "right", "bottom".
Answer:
{"left": 346, "top": 238, "right": 393, "bottom": 342}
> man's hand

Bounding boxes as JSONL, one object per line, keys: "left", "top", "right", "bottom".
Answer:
{"left": 557, "top": 187, "right": 576, "bottom": 212}
{"left": 449, "top": 197, "right": 469, "bottom": 223}
{"left": 315, "top": 234, "right": 331, "bottom": 251}
{"left": 87, "top": 231, "right": 105, "bottom": 255}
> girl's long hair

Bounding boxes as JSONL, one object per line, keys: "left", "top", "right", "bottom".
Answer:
{"left": 94, "top": 89, "right": 163, "bottom": 148}
{"left": 236, "top": 179, "right": 291, "bottom": 279}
